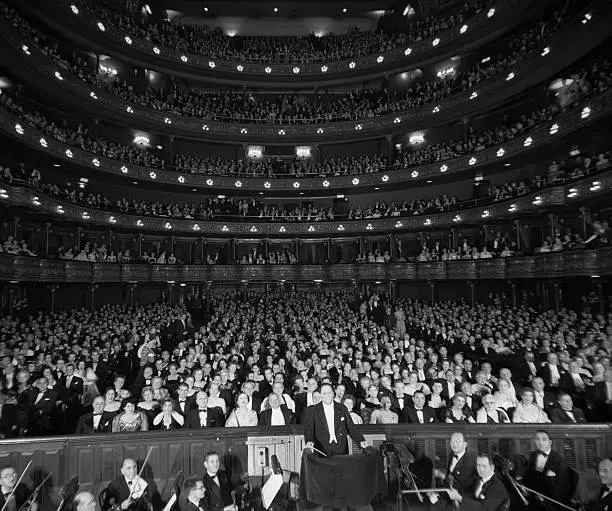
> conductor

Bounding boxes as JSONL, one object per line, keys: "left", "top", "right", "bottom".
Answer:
{"left": 304, "top": 383, "right": 367, "bottom": 457}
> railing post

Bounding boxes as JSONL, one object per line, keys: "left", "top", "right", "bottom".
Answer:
{"left": 138, "top": 234, "right": 143, "bottom": 260}
{"left": 509, "top": 280, "right": 517, "bottom": 308}
{"left": 89, "top": 283, "right": 98, "bottom": 312}
{"left": 389, "top": 280, "right": 397, "bottom": 304}
{"left": 467, "top": 281, "right": 475, "bottom": 307}
{"left": 48, "top": 284, "right": 59, "bottom": 313}
{"left": 129, "top": 282, "right": 137, "bottom": 307}
{"left": 429, "top": 280, "right": 435, "bottom": 304}
{"left": 551, "top": 280, "right": 560, "bottom": 312}
{"left": 579, "top": 207, "right": 590, "bottom": 239}
{"left": 327, "top": 238, "right": 331, "bottom": 263}
{"left": 13, "top": 217, "right": 19, "bottom": 239}
{"left": 513, "top": 220, "right": 521, "bottom": 250}
{"left": 45, "top": 223, "right": 51, "bottom": 256}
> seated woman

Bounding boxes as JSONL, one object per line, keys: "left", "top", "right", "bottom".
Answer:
{"left": 493, "top": 379, "right": 518, "bottom": 411}
{"left": 225, "top": 392, "right": 258, "bottom": 427}
{"left": 426, "top": 381, "right": 447, "bottom": 414}
{"left": 103, "top": 388, "right": 122, "bottom": 414}
{"left": 444, "top": 393, "right": 475, "bottom": 423}
{"left": 343, "top": 395, "right": 363, "bottom": 425}
{"left": 476, "top": 393, "right": 511, "bottom": 423}
{"left": 512, "top": 388, "right": 550, "bottom": 424}
{"left": 152, "top": 399, "right": 184, "bottom": 430}
{"left": 137, "top": 386, "right": 160, "bottom": 425}
{"left": 370, "top": 396, "right": 399, "bottom": 424}
{"left": 403, "top": 371, "right": 431, "bottom": 398}
{"left": 112, "top": 398, "right": 149, "bottom": 432}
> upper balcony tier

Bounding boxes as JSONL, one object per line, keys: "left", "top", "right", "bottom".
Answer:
{"left": 3, "top": 0, "right": 610, "bottom": 143}
{"left": 0, "top": 248, "right": 610, "bottom": 282}
{"left": 1, "top": 165, "right": 609, "bottom": 236}
{"left": 2, "top": 87, "right": 609, "bottom": 193}
{"left": 29, "top": 0, "right": 536, "bottom": 85}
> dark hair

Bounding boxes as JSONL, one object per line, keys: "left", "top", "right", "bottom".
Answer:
{"left": 204, "top": 451, "right": 220, "bottom": 463}
{"left": 476, "top": 453, "right": 494, "bottom": 465}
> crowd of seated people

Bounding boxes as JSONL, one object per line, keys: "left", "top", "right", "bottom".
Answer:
{"left": 414, "top": 233, "right": 520, "bottom": 261}
{"left": 69, "top": 0, "right": 491, "bottom": 63}
{"left": 0, "top": 288, "right": 609, "bottom": 437}
{"left": 2, "top": 1, "right": 583, "bottom": 125}
{"left": 0, "top": 236, "right": 36, "bottom": 256}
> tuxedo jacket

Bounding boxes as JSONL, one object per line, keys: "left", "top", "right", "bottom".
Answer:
{"left": 389, "top": 394, "right": 411, "bottom": 415}
{"left": 400, "top": 405, "right": 438, "bottom": 424}
{"left": 559, "top": 373, "right": 587, "bottom": 395}
{"left": 446, "top": 452, "right": 478, "bottom": 495}
{"left": 588, "top": 486, "right": 612, "bottom": 511}
{"left": 59, "top": 374, "right": 84, "bottom": 400}
{"left": 184, "top": 407, "right": 225, "bottom": 429}
{"left": 202, "top": 471, "right": 233, "bottom": 511}
{"left": 103, "top": 476, "right": 150, "bottom": 511}
{"left": 0, "top": 483, "right": 31, "bottom": 510}
{"left": 258, "top": 405, "right": 295, "bottom": 426}
{"left": 531, "top": 390, "right": 557, "bottom": 412}
{"left": 172, "top": 397, "right": 196, "bottom": 417}
{"left": 524, "top": 449, "right": 571, "bottom": 503}
{"left": 549, "top": 406, "right": 587, "bottom": 424}
{"left": 460, "top": 473, "right": 509, "bottom": 511}
{"left": 303, "top": 401, "right": 364, "bottom": 456}
{"left": 538, "top": 364, "right": 564, "bottom": 389}
{"left": 74, "top": 411, "right": 114, "bottom": 434}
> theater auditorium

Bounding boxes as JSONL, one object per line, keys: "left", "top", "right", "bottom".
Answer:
{"left": 0, "top": 0, "right": 611, "bottom": 509}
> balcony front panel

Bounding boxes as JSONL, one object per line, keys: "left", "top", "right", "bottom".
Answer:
{"left": 2, "top": 0, "right": 610, "bottom": 143}
{"left": 1, "top": 168, "right": 610, "bottom": 235}
{"left": 2, "top": 89, "right": 610, "bottom": 192}
{"left": 0, "top": 248, "right": 611, "bottom": 283}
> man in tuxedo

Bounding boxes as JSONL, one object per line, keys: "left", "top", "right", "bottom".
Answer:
{"left": 103, "top": 458, "right": 150, "bottom": 511}
{"left": 295, "top": 378, "right": 318, "bottom": 423}
{"left": 400, "top": 391, "right": 438, "bottom": 424}
{"left": 304, "top": 383, "right": 367, "bottom": 457}
{"left": 531, "top": 378, "right": 557, "bottom": 414}
{"left": 90, "top": 350, "right": 109, "bottom": 388}
{"left": 258, "top": 393, "right": 294, "bottom": 426}
{"left": 185, "top": 392, "right": 225, "bottom": 429}
{"left": 559, "top": 361, "right": 588, "bottom": 409}
{"left": 61, "top": 363, "right": 84, "bottom": 433}
{"left": 589, "top": 458, "right": 612, "bottom": 511}
{"left": 241, "top": 382, "right": 262, "bottom": 416}
{"left": 521, "top": 430, "right": 572, "bottom": 509}
{"left": 434, "top": 432, "right": 478, "bottom": 495}
{"left": 74, "top": 397, "right": 113, "bottom": 434}
{"left": 549, "top": 393, "right": 587, "bottom": 424}
{"left": 21, "top": 377, "right": 55, "bottom": 436}
{"left": 447, "top": 453, "right": 509, "bottom": 511}
{"left": 201, "top": 451, "right": 236, "bottom": 511}
{"left": 441, "top": 370, "right": 458, "bottom": 402}
{"left": 538, "top": 353, "right": 563, "bottom": 392}
{"left": 0, "top": 466, "right": 36, "bottom": 511}
{"left": 173, "top": 383, "right": 194, "bottom": 417}
{"left": 389, "top": 381, "right": 409, "bottom": 415}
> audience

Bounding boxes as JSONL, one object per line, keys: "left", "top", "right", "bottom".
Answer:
{"left": 0, "top": 288, "right": 610, "bottom": 438}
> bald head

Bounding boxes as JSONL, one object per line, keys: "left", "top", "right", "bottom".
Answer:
{"left": 74, "top": 491, "right": 96, "bottom": 511}
{"left": 121, "top": 459, "right": 137, "bottom": 481}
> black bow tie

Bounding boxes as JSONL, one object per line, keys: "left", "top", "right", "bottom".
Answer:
{"left": 93, "top": 413, "right": 102, "bottom": 417}
{"left": 128, "top": 481, "right": 133, "bottom": 486}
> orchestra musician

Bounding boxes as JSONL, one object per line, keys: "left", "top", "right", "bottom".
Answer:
{"left": 587, "top": 458, "right": 612, "bottom": 511}
{"left": 178, "top": 478, "right": 207, "bottom": 511}
{"left": 103, "top": 459, "right": 151, "bottom": 511}
{"left": 0, "top": 466, "right": 37, "bottom": 511}
{"left": 521, "top": 430, "right": 572, "bottom": 510}
{"left": 74, "top": 491, "right": 98, "bottom": 511}
{"left": 447, "top": 454, "right": 509, "bottom": 511}
{"left": 434, "top": 432, "right": 479, "bottom": 495}
{"left": 201, "top": 452, "right": 237, "bottom": 511}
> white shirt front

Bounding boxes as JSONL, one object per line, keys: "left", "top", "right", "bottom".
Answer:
{"left": 198, "top": 410, "right": 208, "bottom": 427}
{"left": 93, "top": 414, "right": 101, "bottom": 429}
{"left": 416, "top": 410, "right": 424, "bottom": 423}
{"left": 549, "top": 364, "right": 560, "bottom": 385}
{"left": 307, "top": 392, "right": 314, "bottom": 407}
{"left": 535, "top": 450, "right": 551, "bottom": 472}
{"left": 322, "top": 403, "right": 337, "bottom": 444}
{"left": 270, "top": 408, "right": 285, "bottom": 426}
{"left": 534, "top": 391, "right": 545, "bottom": 409}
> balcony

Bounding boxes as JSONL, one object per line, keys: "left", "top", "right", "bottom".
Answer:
{"left": 0, "top": 248, "right": 610, "bottom": 283}
{"left": 2, "top": 89, "right": 610, "bottom": 192}
{"left": 29, "top": 0, "right": 532, "bottom": 84}
{"left": 3, "top": 0, "right": 610, "bottom": 143}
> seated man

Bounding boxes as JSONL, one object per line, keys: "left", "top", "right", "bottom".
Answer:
{"left": 401, "top": 391, "right": 438, "bottom": 424}
{"left": 103, "top": 459, "right": 150, "bottom": 511}
{"left": 185, "top": 392, "right": 225, "bottom": 429}
{"left": 588, "top": 458, "right": 612, "bottom": 511}
{"left": 258, "top": 393, "right": 295, "bottom": 426}
{"left": 447, "top": 453, "right": 509, "bottom": 511}
{"left": 74, "top": 396, "right": 114, "bottom": 434}
{"left": 0, "top": 466, "right": 37, "bottom": 511}
{"left": 549, "top": 393, "right": 587, "bottom": 423}
{"left": 201, "top": 452, "right": 236, "bottom": 511}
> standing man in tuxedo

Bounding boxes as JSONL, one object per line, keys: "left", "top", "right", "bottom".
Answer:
{"left": 588, "top": 458, "right": 612, "bottom": 511}
{"left": 400, "top": 391, "right": 438, "bottom": 424}
{"left": 0, "top": 466, "right": 36, "bottom": 511}
{"left": 201, "top": 452, "right": 236, "bottom": 511}
{"left": 521, "top": 430, "right": 571, "bottom": 510}
{"left": 103, "top": 458, "right": 150, "bottom": 511}
{"left": 389, "top": 381, "right": 409, "bottom": 416}
{"left": 447, "top": 453, "right": 509, "bottom": 511}
{"left": 185, "top": 392, "right": 225, "bottom": 429}
{"left": 304, "top": 383, "right": 367, "bottom": 457}
{"left": 74, "top": 397, "right": 114, "bottom": 434}
{"left": 434, "top": 432, "right": 478, "bottom": 495}
{"left": 21, "top": 377, "right": 55, "bottom": 436}
{"left": 61, "top": 363, "right": 84, "bottom": 433}
{"left": 90, "top": 350, "right": 109, "bottom": 389}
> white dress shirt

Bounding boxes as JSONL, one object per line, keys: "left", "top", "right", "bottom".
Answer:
{"left": 322, "top": 403, "right": 337, "bottom": 444}
{"left": 535, "top": 450, "right": 551, "bottom": 472}
{"left": 93, "top": 414, "right": 101, "bottom": 429}
{"left": 270, "top": 408, "right": 285, "bottom": 426}
{"left": 549, "top": 364, "right": 560, "bottom": 385}
{"left": 198, "top": 410, "right": 208, "bottom": 427}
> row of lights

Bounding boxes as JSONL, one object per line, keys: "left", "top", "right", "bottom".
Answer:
{"left": 70, "top": 3, "right": 498, "bottom": 75}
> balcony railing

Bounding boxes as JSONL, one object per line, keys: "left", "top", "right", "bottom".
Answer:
{"left": 0, "top": 247, "right": 610, "bottom": 282}
{"left": 2, "top": 89, "right": 610, "bottom": 192}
